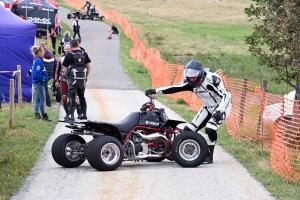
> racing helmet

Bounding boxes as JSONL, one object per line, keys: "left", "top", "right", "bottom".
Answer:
{"left": 184, "top": 60, "right": 205, "bottom": 87}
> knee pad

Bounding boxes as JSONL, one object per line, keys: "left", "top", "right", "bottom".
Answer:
{"left": 61, "top": 95, "right": 69, "bottom": 106}
{"left": 183, "top": 123, "right": 197, "bottom": 132}
{"left": 205, "top": 127, "right": 217, "bottom": 143}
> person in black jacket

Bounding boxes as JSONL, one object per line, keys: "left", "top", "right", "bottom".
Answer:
{"left": 72, "top": 17, "right": 81, "bottom": 40}
{"left": 58, "top": 31, "right": 73, "bottom": 55}
{"left": 107, "top": 23, "right": 119, "bottom": 39}
{"left": 62, "top": 39, "right": 91, "bottom": 120}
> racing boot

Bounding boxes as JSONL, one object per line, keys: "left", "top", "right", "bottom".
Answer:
{"left": 42, "top": 113, "right": 52, "bottom": 121}
{"left": 68, "top": 107, "right": 76, "bottom": 121}
{"left": 80, "top": 106, "right": 87, "bottom": 120}
{"left": 63, "top": 105, "right": 69, "bottom": 120}
{"left": 203, "top": 145, "right": 215, "bottom": 164}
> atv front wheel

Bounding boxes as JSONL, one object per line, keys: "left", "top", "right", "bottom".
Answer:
{"left": 100, "top": 16, "right": 105, "bottom": 21}
{"left": 67, "top": 13, "right": 71, "bottom": 19}
{"left": 52, "top": 134, "right": 86, "bottom": 168}
{"left": 86, "top": 136, "right": 124, "bottom": 171}
{"left": 171, "top": 131, "right": 208, "bottom": 167}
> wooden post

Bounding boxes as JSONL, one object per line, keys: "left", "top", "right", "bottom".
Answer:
{"left": 239, "top": 78, "right": 248, "bottom": 124}
{"left": 9, "top": 79, "right": 14, "bottom": 129}
{"left": 262, "top": 80, "right": 267, "bottom": 92}
{"left": 17, "top": 65, "right": 22, "bottom": 106}
{"left": 257, "top": 89, "right": 266, "bottom": 137}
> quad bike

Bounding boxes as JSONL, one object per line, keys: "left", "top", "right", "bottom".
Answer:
{"left": 67, "top": 10, "right": 84, "bottom": 19}
{"left": 51, "top": 95, "right": 208, "bottom": 171}
{"left": 81, "top": 5, "right": 105, "bottom": 21}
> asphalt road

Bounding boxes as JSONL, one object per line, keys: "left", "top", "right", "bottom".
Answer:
{"left": 11, "top": 6, "right": 275, "bottom": 200}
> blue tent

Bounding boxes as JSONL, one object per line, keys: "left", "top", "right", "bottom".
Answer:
{"left": 0, "top": 5, "right": 36, "bottom": 103}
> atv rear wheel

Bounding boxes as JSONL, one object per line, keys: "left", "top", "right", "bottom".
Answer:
{"left": 81, "top": 15, "right": 86, "bottom": 20}
{"left": 171, "top": 131, "right": 208, "bottom": 167}
{"left": 85, "top": 136, "right": 124, "bottom": 171}
{"left": 51, "top": 134, "right": 86, "bottom": 168}
{"left": 67, "top": 13, "right": 71, "bottom": 19}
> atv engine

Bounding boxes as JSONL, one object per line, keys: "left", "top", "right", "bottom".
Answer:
{"left": 124, "top": 130, "right": 168, "bottom": 161}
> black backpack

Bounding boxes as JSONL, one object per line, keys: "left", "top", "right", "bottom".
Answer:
{"left": 64, "top": 36, "right": 71, "bottom": 44}
{"left": 69, "top": 51, "right": 87, "bottom": 83}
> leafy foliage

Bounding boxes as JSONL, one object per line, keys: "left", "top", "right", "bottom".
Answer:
{"left": 245, "top": 0, "right": 300, "bottom": 98}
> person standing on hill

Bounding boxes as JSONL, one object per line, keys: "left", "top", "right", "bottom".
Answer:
{"left": 145, "top": 60, "right": 232, "bottom": 164}
{"left": 62, "top": 39, "right": 91, "bottom": 121}
{"left": 30, "top": 45, "right": 52, "bottom": 121}
{"left": 72, "top": 16, "right": 81, "bottom": 40}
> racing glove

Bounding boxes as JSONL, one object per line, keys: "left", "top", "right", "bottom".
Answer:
{"left": 212, "top": 110, "right": 225, "bottom": 124}
{"left": 145, "top": 89, "right": 156, "bottom": 96}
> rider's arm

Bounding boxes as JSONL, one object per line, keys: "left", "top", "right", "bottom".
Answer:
{"left": 86, "top": 62, "right": 91, "bottom": 78}
{"left": 156, "top": 81, "right": 193, "bottom": 94}
{"left": 206, "top": 73, "right": 231, "bottom": 113}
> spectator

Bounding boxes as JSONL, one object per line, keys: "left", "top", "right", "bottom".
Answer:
{"left": 58, "top": 31, "right": 73, "bottom": 55}
{"left": 50, "top": 27, "right": 57, "bottom": 54}
{"left": 62, "top": 39, "right": 91, "bottom": 120}
{"left": 57, "top": 20, "right": 62, "bottom": 37}
{"left": 77, "top": 38, "right": 85, "bottom": 52}
{"left": 39, "top": 42, "right": 56, "bottom": 107}
{"left": 28, "top": 42, "right": 56, "bottom": 107}
{"left": 72, "top": 16, "right": 81, "bottom": 40}
{"left": 107, "top": 23, "right": 119, "bottom": 39}
{"left": 30, "top": 45, "right": 52, "bottom": 121}
{"left": 54, "top": 44, "right": 83, "bottom": 119}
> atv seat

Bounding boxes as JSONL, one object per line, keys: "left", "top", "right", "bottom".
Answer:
{"left": 112, "top": 112, "right": 140, "bottom": 133}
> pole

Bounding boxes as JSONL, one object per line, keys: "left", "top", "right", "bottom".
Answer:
{"left": 17, "top": 65, "right": 22, "bottom": 106}
{"left": 9, "top": 79, "right": 14, "bottom": 129}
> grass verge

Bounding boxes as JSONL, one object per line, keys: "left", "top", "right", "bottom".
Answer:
{"left": 0, "top": 101, "right": 60, "bottom": 199}
{"left": 0, "top": 21, "right": 73, "bottom": 199}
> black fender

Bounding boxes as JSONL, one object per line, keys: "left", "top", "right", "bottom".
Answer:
{"left": 165, "top": 119, "right": 186, "bottom": 129}
{"left": 60, "top": 120, "right": 124, "bottom": 144}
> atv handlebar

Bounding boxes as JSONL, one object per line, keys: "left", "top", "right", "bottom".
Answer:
{"left": 140, "top": 94, "right": 156, "bottom": 112}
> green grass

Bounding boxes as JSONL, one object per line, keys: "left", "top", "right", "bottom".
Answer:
{"left": 0, "top": 100, "right": 60, "bottom": 199}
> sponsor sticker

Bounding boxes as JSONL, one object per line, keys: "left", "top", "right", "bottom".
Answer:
{"left": 27, "top": 17, "right": 51, "bottom": 24}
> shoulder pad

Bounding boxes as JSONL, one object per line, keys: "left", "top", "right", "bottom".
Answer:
{"left": 212, "top": 75, "right": 221, "bottom": 87}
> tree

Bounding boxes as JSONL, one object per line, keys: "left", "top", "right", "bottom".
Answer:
{"left": 245, "top": 0, "right": 300, "bottom": 100}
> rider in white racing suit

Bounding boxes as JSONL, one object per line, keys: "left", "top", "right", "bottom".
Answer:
{"left": 145, "top": 60, "right": 232, "bottom": 164}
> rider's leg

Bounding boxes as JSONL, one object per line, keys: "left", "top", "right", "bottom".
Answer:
{"left": 61, "top": 82, "right": 69, "bottom": 119}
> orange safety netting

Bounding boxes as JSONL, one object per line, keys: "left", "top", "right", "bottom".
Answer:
{"left": 63, "top": 0, "right": 300, "bottom": 183}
